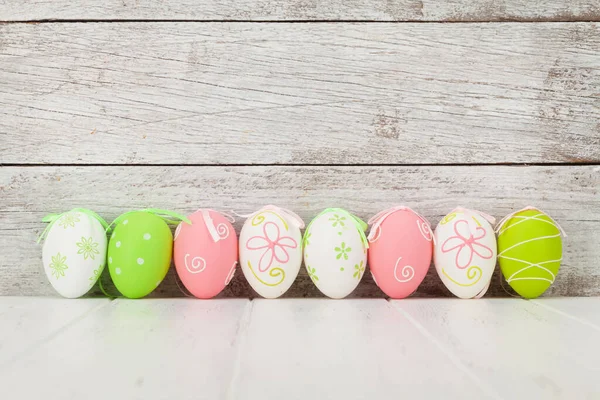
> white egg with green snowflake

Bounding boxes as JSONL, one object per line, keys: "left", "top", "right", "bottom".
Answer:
{"left": 303, "top": 208, "right": 368, "bottom": 299}
{"left": 42, "top": 209, "right": 108, "bottom": 298}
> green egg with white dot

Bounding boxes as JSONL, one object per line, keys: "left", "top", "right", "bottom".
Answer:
{"left": 108, "top": 211, "right": 173, "bottom": 298}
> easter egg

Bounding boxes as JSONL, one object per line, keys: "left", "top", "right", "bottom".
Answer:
{"left": 239, "top": 206, "right": 303, "bottom": 298}
{"left": 368, "top": 207, "right": 433, "bottom": 298}
{"left": 303, "top": 208, "right": 368, "bottom": 299}
{"left": 42, "top": 209, "right": 107, "bottom": 298}
{"left": 434, "top": 208, "right": 497, "bottom": 299}
{"left": 174, "top": 210, "right": 238, "bottom": 299}
{"left": 497, "top": 208, "right": 563, "bottom": 299}
{"left": 108, "top": 211, "right": 174, "bottom": 299}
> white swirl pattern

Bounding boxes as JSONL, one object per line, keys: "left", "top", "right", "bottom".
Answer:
{"left": 225, "top": 261, "right": 237, "bottom": 285}
{"left": 394, "top": 257, "right": 415, "bottom": 283}
{"left": 216, "top": 223, "right": 230, "bottom": 240}
{"left": 368, "top": 225, "right": 381, "bottom": 243}
{"left": 174, "top": 223, "right": 182, "bottom": 241}
{"left": 416, "top": 219, "right": 433, "bottom": 242}
{"left": 185, "top": 253, "right": 206, "bottom": 274}
{"left": 371, "top": 272, "right": 378, "bottom": 287}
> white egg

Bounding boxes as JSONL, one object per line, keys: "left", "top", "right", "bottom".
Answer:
{"left": 42, "top": 210, "right": 108, "bottom": 298}
{"left": 434, "top": 208, "right": 497, "bottom": 299}
{"left": 239, "top": 206, "right": 303, "bottom": 298}
{"left": 303, "top": 209, "right": 368, "bottom": 299}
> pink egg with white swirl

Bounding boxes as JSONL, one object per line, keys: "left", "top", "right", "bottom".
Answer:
{"left": 174, "top": 210, "right": 238, "bottom": 299}
{"left": 367, "top": 207, "right": 433, "bottom": 299}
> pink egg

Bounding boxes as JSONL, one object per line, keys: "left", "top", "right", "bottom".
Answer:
{"left": 367, "top": 207, "right": 433, "bottom": 299}
{"left": 174, "top": 210, "right": 238, "bottom": 299}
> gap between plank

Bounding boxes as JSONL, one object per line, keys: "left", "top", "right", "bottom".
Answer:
{"left": 224, "top": 300, "right": 254, "bottom": 400}
{"left": 1, "top": 19, "right": 600, "bottom": 23}
{"left": 0, "top": 299, "right": 114, "bottom": 371}
{"left": 1, "top": 162, "right": 598, "bottom": 168}
{"left": 531, "top": 300, "right": 600, "bottom": 333}
{"left": 388, "top": 300, "right": 506, "bottom": 400}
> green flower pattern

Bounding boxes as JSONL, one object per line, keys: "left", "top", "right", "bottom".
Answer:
{"left": 58, "top": 212, "right": 80, "bottom": 229}
{"left": 76, "top": 236, "right": 100, "bottom": 260}
{"left": 329, "top": 214, "right": 346, "bottom": 227}
{"left": 304, "top": 213, "right": 366, "bottom": 283}
{"left": 335, "top": 242, "right": 351, "bottom": 260}
{"left": 353, "top": 261, "right": 365, "bottom": 279}
{"left": 49, "top": 253, "right": 68, "bottom": 279}
{"left": 304, "top": 232, "right": 312, "bottom": 247}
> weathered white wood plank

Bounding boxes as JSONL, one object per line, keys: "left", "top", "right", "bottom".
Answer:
{"left": 1, "top": 0, "right": 598, "bottom": 21}
{"left": 0, "top": 165, "right": 597, "bottom": 297}
{"left": 0, "top": 299, "right": 250, "bottom": 399}
{"left": 1, "top": 22, "right": 599, "bottom": 164}
{"left": 232, "top": 299, "right": 496, "bottom": 399}
{"left": 0, "top": 296, "right": 109, "bottom": 365}
{"left": 2, "top": 298, "right": 598, "bottom": 399}
{"left": 392, "top": 299, "right": 600, "bottom": 399}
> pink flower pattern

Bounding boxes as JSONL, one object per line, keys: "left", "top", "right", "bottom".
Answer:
{"left": 246, "top": 222, "right": 298, "bottom": 272}
{"left": 441, "top": 220, "right": 493, "bottom": 269}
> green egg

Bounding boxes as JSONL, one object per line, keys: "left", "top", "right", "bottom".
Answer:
{"left": 497, "top": 209, "right": 563, "bottom": 299}
{"left": 107, "top": 211, "right": 173, "bottom": 299}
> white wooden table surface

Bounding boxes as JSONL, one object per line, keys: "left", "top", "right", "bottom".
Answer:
{"left": 0, "top": 297, "right": 598, "bottom": 399}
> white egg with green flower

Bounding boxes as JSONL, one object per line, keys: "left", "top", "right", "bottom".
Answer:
{"left": 303, "top": 208, "right": 368, "bottom": 299}
{"left": 41, "top": 209, "right": 108, "bottom": 298}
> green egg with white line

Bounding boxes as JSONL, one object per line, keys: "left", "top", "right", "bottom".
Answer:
{"left": 108, "top": 211, "right": 174, "bottom": 298}
{"left": 497, "top": 208, "right": 564, "bottom": 299}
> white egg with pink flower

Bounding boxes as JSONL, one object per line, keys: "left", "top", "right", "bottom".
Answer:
{"left": 239, "top": 205, "right": 304, "bottom": 298}
{"left": 434, "top": 208, "right": 497, "bottom": 299}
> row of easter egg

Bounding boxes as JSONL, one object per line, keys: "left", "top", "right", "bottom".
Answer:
{"left": 39, "top": 205, "right": 564, "bottom": 300}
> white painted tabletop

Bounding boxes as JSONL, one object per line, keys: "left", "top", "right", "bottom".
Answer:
{"left": 0, "top": 297, "right": 598, "bottom": 399}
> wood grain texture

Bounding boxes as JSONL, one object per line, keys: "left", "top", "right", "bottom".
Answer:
{"left": 0, "top": 165, "right": 597, "bottom": 297}
{"left": 393, "top": 299, "right": 600, "bottom": 398}
{"left": 0, "top": 298, "right": 250, "bottom": 399}
{"left": 1, "top": 22, "right": 599, "bottom": 165}
{"left": 234, "top": 299, "right": 493, "bottom": 399}
{"left": 533, "top": 297, "right": 600, "bottom": 328}
{"left": 0, "top": 297, "right": 109, "bottom": 366}
{"left": 2, "top": 297, "right": 600, "bottom": 399}
{"left": 1, "top": 0, "right": 599, "bottom": 21}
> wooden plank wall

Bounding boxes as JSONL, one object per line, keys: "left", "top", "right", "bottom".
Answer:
{"left": 0, "top": 1, "right": 598, "bottom": 297}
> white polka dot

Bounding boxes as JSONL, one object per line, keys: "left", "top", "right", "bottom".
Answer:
{"left": 156, "top": 281, "right": 160, "bottom": 287}
{"left": 116, "top": 241, "right": 121, "bottom": 248}
{"left": 111, "top": 232, "right": 115, "bottom": 239}
{"left": 115, "top": 267, "right": 122, "bottom": 275}
{"left": 123, "top": 219, "right": 128, "bottom": 225}
{"left": 143, "top": 233, "right": 151, "bottom": 240}
{"left": 137, "top": 258, "right": 144, "bottom": 265}
{"left": 108, "top": 257, "right": 112, "bottom": 264}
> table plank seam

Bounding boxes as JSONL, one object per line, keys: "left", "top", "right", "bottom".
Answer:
{"left": 224, "top": 300, "right": 254, "bottom": 400}
{"left": 0, "top": 299, "right": 113, "bottom": 370}
{"left": 531, "top": 300, "right": 600, "bottom": 333}
{"left": 389, "top": 300, "right": 506, "bottom": 400}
